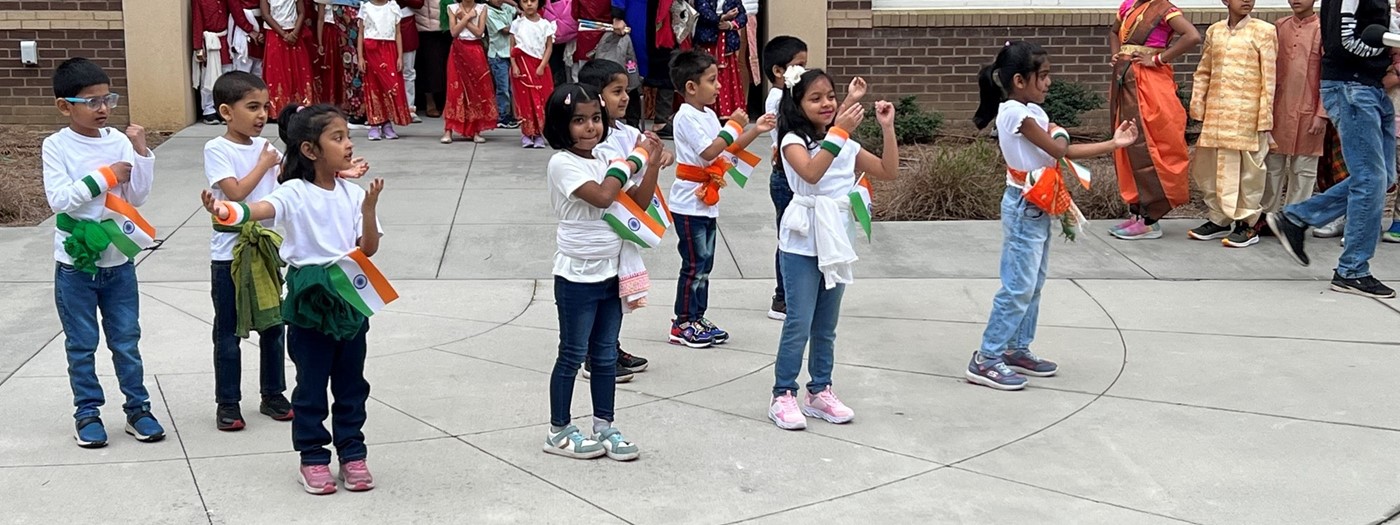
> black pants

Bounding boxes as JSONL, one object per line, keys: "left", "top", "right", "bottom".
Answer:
{"left": 288, "top": 321, "right": 370, "bottom": 465}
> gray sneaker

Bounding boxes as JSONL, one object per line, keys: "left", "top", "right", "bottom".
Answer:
{"left": 1003, "top": 348, "right": 1058, "bottom": 377}
{"left": 543, "top": 424, "right": 606, "bottom": 459}
{"left": 965, "top": 352, "right": 1027, "bottom": 391}
{"left": 593, "top": 427, "right": 640, "bottom": 461}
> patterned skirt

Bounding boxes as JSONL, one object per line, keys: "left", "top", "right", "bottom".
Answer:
{"left": 443, "top": 39, "right": 498, "bottom": 137}
{"left": 361, "top": 39, "right": 411, "bottom": 126}
{"left": 264, "top": 26, "right": 315, "bottom": 114}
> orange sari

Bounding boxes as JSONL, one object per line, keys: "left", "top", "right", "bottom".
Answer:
{"left": 1110, "top": 0, "right": 1191, "bottom": 221}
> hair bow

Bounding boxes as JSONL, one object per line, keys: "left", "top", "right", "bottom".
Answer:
{"left": 783, "top": 65, "right": 806, "bottom": 92}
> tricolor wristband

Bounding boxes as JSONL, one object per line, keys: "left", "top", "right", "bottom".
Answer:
{"left": 626, "top": 146, "right": 650, "bottom": 174}
{"left": 79, "top": 165, "right": 120, "bottom": 198}
{"left": 1048, "top": 124, "right": 1070, "bottom": 143}
{"left": 216, "top": 201, "right": 251, "bottom": 226}
{"left": 717, "top": 120, "right": 744, "bottom": 146}
{"left": 820, "top": 127, "right": 850, "bottom": 157}
{"left": 605, "top": 161, "right": 630, "bottom": 186}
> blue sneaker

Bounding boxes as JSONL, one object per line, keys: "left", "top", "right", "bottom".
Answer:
{"left": 669, "top": 321, "right": 714, "bottom": 348}
{"left": 125, "top": 410, "right": 165, "bottom": 443}
{"left": 697, "top": 318, "right": 729, "bottom": 344}
{"left": 1003, "top": 348, "right": 1058, "bottom": 377}
{"left": 74, "top": 416, "right": 107, "bottom": 449}
{"left": 965, "top": 352, "right": 1027, "bottom": 391}
{"left": 1384, "top": 222, "right": 1400, "bottom": 243}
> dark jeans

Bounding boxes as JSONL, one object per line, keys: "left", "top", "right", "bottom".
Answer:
{"left": 550, "top": 43, "right": 569, "bottom": 87}
{"left": 646, "top": 47, "right": 677, "bottom": 129}
{"left": 550, "top": 276, "right": 620, "bottom": 428}
{"left": 54, "top": 262, "right": 149, "bottom": 420}
{"left": 625, "top": 88, "right": 642, "bottom": 129}
{"left": 210, "top": 261, "right": 286, "bottom": 404}
{"left": 673, "top": 213, "right": 717, "bottom": 323}
{"left": 288, "top": 321, "right": 370, "bottom": 466}
{"left": 487, "top": 57, "right": 514, "bottom": 124}
{"left": 770, "top": 161, "right": 794, "bottom": 302}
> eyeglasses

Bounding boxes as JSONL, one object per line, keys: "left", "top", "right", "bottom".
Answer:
{"left": 60, "top": 93, "right": 120, "bottom": 110}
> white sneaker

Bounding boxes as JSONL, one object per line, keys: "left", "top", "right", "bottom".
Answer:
{"left": 1314, "top": 216, "right": 1345, "bottom": 238}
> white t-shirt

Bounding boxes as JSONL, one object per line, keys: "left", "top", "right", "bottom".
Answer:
{"left": 594, "top": 121, "right": 642, "bottom": 181}
{"left": 265, "top": 0, "right": 299, "bottom": 29}
{"left": 205, "top": 137, "right": 282, "bottom": 261}
{"left": 997, "top": 100, "right": 1055, "bottom": 183}
{"left": 778, "top": 132, "right": 860, "bottom": 256}
{"left": 449, "top": 3, "right": 487, "bottom": 41}
{"left": 358, "top": 0, "right": 402, "bottom": 41}
{"left": 510, "top": 16, "right": 557, "bottom": 59}
{"left": 668, "top": 103, "right": 721, "bottom": 218}
{"left": 42, "top": 127, "right": 155, "bottom": 267}
{"left": 765, "top": 87, "right": 783, "bottom": 146}
{"left": 743, "top": 0, "right": 759, "bottom": 15}
{"left": 262, "top": 178, "right": 383, "bottom": 267}
{"left": 549, "top": 151, "right": 617, "bottom": 282}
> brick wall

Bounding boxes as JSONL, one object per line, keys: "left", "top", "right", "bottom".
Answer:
{"left": 0, "top": 9, "right": 127, "bottom": 127}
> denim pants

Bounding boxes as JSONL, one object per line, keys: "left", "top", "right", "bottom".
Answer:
{"left": 550, "top": 276, "right": 621, "bottom": 428}
{"left": 488, "top": 57, "right": 514, "bottom": 124}
{"left": 770, "top": 162, "right": 794, "bottom": 302}
{"left": 287, "top": 321, "right": 370, "bottom": 465}
{"left": 673, "top": 213, "right": 718, "bottom": 323}
{"left": 55, "top": 262, "right": 150, "bottom": 420}
{"left": 773, "top": 252, "right": 844, "bottom": 396}
{"left": 210, "top": 261, "right": 286, "bottom": 404}
{"left": 980, "top": 187, "right": 1053, "bottom": 358}
{"left": 1285, "top": 80, "right": 1396, "bottom": 279}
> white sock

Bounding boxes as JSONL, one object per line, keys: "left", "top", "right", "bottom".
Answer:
{"left": 592, "top": 417, "right": 610, "bottom": 435}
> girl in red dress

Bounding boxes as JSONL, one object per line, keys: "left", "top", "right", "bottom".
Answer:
{"left": 694, "top": 0, "right": 746, "bottom": 116}
{"left": 357, "top": 0, "right": 413, "bottom": 139}
{"left": 442, "top": 0, "right": 498, "bottom": 144}
{"left": 260, "top": 0, "right": 315, "bottom": 113}
{"left": 510, "top": 0, "right": 556, "bottom": 148}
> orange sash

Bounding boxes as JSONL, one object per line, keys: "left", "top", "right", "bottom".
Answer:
{"left": 676, "top": 159, "right": 737, "bottom": 206}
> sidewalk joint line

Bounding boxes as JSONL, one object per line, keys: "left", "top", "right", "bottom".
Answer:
{"left": 434, "top": 145, "right": 476, "bottom": 279}
{"left": 154, "top": 375, "right": 215, "bottom": 525}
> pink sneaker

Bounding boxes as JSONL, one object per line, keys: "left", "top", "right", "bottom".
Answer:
{"left": 802, "top": 387, "right": 855, "bottom": 424}
{"left": 1108, "top": 218, "right": 1162, "bottom": 240}
{"left": 298, "top": 464, "right": 337, "bottom": 495}
{"left": 768, "top": 392, "right": 807, "bottom": 430}
{"left": 1108, "top": 217, "right": 1139, "bottom": 235}
{"left": 339, "top": 459, "right": 375, "bottom": 491}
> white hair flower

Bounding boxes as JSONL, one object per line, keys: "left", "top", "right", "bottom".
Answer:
{"left": 783, "top": 65, "right": 806, "bottom": 91}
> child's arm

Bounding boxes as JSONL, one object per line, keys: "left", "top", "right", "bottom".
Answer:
{"left": 697, "top": 110, "right": 774, "bottom": 162}
{"left": 783, "top": 104, "right": 863, "bottom": 185}
{"left": 1022, "top": 118, "right": 1137, "bottom": 161}
{"left": 623, "top": 135, "right": 665, "bottom": 206}
{"left": 1257, "top": 31, "right": 1278, "bottom": 135}
{"left": 854, "top": 101, "right": 898, "bottom": 181}
{"left": 43, "top": 146, "right": 132, "bottom": 213}
{"left": 839, "top": 77, "right": 866, "bottom": 114}
{"left": 213, "top": 143, "right": 281, "bottom": 201}
{"left": 1189, "top": 27, "right": 1213, "bottom": 122}
{"left": 450, "top": 6, "right": 469, "bottom": 38}
{"left": 291, "top": 0, "right": 306, "bottom": 40}
{"left": 356, "top": 16, "right": 367, "bottom": 69}
{"left": 358, "top": 178, "right": 384, "bottom": 256}
{"left": 538, "top": 35, "right": 554, "bottom": 76}
{"left": 466, "top": 6, "right": 486, "bottom": 38}
{"left": 123, "top": 124, "right": 155, "bottom": 206}
{"left": 202, "top": 189, "right": 277, "bottom": 223}
{"left": 395, "top": 15, "right": 404, "bottom": 71}
{"left": 193, "top": 0, "right": 207, "bottom": 63}
{"left": 571, "top": 173, "right": 626, "bottom": 209}
{"left": 509, "top": 34, "right": 520, "bottom": 76}
{"left": 316, "top": 4, "right": 326, "bottom": 54}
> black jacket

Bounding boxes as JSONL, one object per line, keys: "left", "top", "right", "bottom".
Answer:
{"left": 1321, "top": 0, "right": 1391, "bottom": 87}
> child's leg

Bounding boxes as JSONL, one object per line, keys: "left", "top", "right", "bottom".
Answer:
{"left": 1232, "top": 145, "right": 1269, "bottom": 226}
{"left": 55, "top": 264, "right": 104, "bottom": 420}
{"left": 673, "top": 214, "right": 703, "bottom": 323}
{"left": 97, "top": 262, "right": 150, "bottom": 417}
{"left": 805, "top": 278, "right": 845, "bottom": 395}
{"left": 403, "top": 49, "right": 417, "bottom": 115}
{"left": 489, "top": 57, "right": 512, "bottom": 125}
{"left": 552, "top": 276, "right": 599, "bottom": 428}
{"left": 586, "top": 282, "right": 622, "bottom": 429}
{"left": 1262, "top": 152, "right": 1287, "bottom": 215}
{"left": 1009, "top": 229, "right": 1054, "bottom": 353}
{"left": 695, "top": 217, "right": 718, "bottom": 320}
{"left": 1287, "top": 155, "right": 1319, "bottom": 207}
{"left": 770, "top": 162, "right": 793, "bottom": 304}
{"left": 210, "top": 261, "right": 243, "bottom": 404}
{"left": 979, "top": 188, "right": 1053, "bottom": 357}
{"left": 287, "top": 325, "right": 337, "bottom": 465}
{"left": 257, "top": 324, "right": 287, "bottom": 398}
{"left": 774, "top": 252, "right": 818, "bottom": 396}
{"left": 328, "top": 320, "right": 370, "bottom": 463}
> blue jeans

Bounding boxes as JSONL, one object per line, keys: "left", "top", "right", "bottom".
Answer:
{"left": 54, "top": 262, "right": 149, "bottom": 420}
{"left": 673, "top": 213, "right": 718, "bottom": 323}
{"left": 551, "top": 276, "right": 621, "bottom": 428}
{"left": 211, "top": 261, "right": 286, "bottom": 404}
{"left": 1285, "top": 80, "right": 1396, "bottom": 279}
{"left": 773, "top": 252, "right": 844, "bottom": 396}
{"left": 980, "top": 187, "right": 1053, "bottom": 358}
{"left": 488, "top": 57, "right": 514, "bottom": 124}
{"left": 770, "top": 162, "right": 794, "bottom": 302}
{"left": 287, "top": 321, "right": 370, "bottom": 465}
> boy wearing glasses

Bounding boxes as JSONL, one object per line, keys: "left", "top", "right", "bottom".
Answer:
{"left": 42, "top": 57, "right": 164, "bottom": 449}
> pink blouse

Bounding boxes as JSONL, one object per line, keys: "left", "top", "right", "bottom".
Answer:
{"left": 1119, "top": 0, "right": 1182, "bottom": 48}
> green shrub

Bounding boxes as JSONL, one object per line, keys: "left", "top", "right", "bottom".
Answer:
{"left": 855, "top": 96, "right": 943, "bottom": 149}
{"left": 1042, "top": 81, "right": 1106, "bottom": 128}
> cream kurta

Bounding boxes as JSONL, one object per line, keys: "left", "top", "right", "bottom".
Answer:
{"left": 1190, "top": 16, "right": 1278, "bottom": 152}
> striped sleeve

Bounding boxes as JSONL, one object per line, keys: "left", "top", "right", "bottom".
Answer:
{"left": 43, "top": 140, "right": 119, "bottom": 212}
{"left": 1339, "top": 0, "right": 1386, "bottom": 58}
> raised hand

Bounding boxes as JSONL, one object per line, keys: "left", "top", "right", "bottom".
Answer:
{"left": 755, "top": 113, "right": 777, "bottom": 133}
{"left": 362, "top": 177, "right": 385, "bottom": 211}
{"left": 201, "top": 189, "right": 228, "bottom": 219}
{"left": 1111, "top": 120, "right": 1138, "bottom": 147}
{"left": 258, "top": 142, "right": 280, "bottom": 169}
{"left": 338, "top": 157, "right": 369, "bottom": 179}
{"left": 728, "top": 109, "right": 749, "bottom": 127}
{"left": 874, "top": 100, "right": 894, "bottom": 129}
{"left": 834, "top": 102, "right": 864, "bottom": 131}
{"left": 125, "top": 123, "right": 148, "bottom": 155}
{"left": 111, "top": 161, "right": 133, "bottom": 184}
{"left": 847, "top": 77, "right": 867, "bottom": 103}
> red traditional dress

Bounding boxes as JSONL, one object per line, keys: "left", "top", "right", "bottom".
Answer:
{"left": 443, "top": 2, "right": 498, "bottom": 137}
{"left": 510, "top": 15, "right": 556, "bottom": 139}
{"left": 694, "top": 0, "right": 746, "bottom": 116}
{"left": 263, "top": 0, "right": 315, "bottom": 112}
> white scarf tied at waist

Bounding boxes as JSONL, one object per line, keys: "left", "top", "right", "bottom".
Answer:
{"left": 556, "top": 219, "right": 649, "bottom": 313}
{"left": 229, "top": 9, "right": 261, "bottom": 71}
{"left": 782, "top": 194, "right": 857, "bottom": 289}
{"left": 193, "top": 31, "right": 228, "bottom": 90}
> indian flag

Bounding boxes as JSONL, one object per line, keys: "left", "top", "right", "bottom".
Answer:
{"left": 101, "top": 193, "right": 156, "bottom": 258}
{"left": 647, "top": 186, "right": 672, "bottom": 230}
{"left": 604, "top": 193, "right": 665, "bottom": 248}
{"left": 721, "top": 145, "right": 761, "bottom": 188}
{"left": 329, "top": 249, "right": 400, "bottom": 317}
{"left": 848, "top": 174, "right": 873, "bottom": 240}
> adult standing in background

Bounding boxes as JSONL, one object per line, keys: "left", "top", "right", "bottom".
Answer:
{"left": 612, "top": 0, "right": 647, "bottom": 128}
{"left": 543, "top": 0, "right": 576, "bottom": 87}
{"left": 326, "top": 0, "right": 367, "bottom": 123}
{"left": 415, "top": 0, "right": 449, "bottom": 117}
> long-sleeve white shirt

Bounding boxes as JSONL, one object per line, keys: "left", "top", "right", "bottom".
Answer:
{"left": 43, "top": 127, "right": 155, "bottom": 267}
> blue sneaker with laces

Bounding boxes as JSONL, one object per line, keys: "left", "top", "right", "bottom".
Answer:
{"left": 697, "top": 318, "right": 729, "bottom": 344}
{"left": 1003, "top": 348, "right": 1058, "bottom": 377}
{"left": 965, "top": 352, "right": 1027, "bottom": 391}
{"left": 74, "top": 416, "right": 107, "bottom": 449}
{"left": 125, "top": 410, "right": 165, "bottom": 443}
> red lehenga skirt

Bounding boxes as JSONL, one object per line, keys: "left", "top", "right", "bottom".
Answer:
{"left": 361, "top": 39, "right": 411, "bottom": 126}
{"left": 443, "top": 39, "right": 498, "bottom": 137}
{"left": 264, "top": 25, "right": 315, "bottom": 113}
{"left": 704, "top": 35, "right": 744, "bottom": 117}
{"left": 510, "top": 49, "right": 551, "bottom": 138}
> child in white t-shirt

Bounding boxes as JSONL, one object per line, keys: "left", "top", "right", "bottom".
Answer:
{"left": 510, "top": 0, "right": 557, "bottom": 147}
{"left": 357, "top": 0, "right": 412, "bottom": 138}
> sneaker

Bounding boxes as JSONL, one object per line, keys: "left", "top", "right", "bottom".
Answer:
{"left": 1107, "top": 217, "right": 1139, "bottom": 236}
{"left": 382, "top": 122, "right": 399, "bottom": 140}
{"left": 618, "top": 349, "right": 648, "bottom": 373}
{"left": 347, "top": 122, "right": 370, "bottom": 131}
{"left": 581, "top": 361, "right": 635, "bottom": 383}
{"left": 592, "top": 427, "right": 640, "bottom": 461}
{"left": 1188, "top": 221, "right": 1231, "bottom": 241}
{"left": 1003, "top": 348, "right": 1058, "bottom": 377}
{"left": 533, "top": 136, "right": 547, "bottom": 149}
{"left": 74, "top": 416, "right": 107, "bottom": 448}
{"left": 1314, "top": 216, "right": 1345, "bottom": 238}
{"left": 768, "top": 296, "right": 787, "bottom": 321}
{"left": 339, "top": 459, "right": 375, "bottom": 491}
{"left": 1109, "top": 218, "right": 1162, "bottom": 240}
{"left": 697, "top": 318, "right": 729, "bottom": 344}
{"left": 500, "top": 119, "right": 521, "bottom": 129}
{"left": 543, "top": 424, "right": 607, "bottom": 459}
{"left": 1330, "top": 272, "right": 1396, "bottom": 299}
{"left": 125, "top": 410, "right": 166, "bottom": 442}
{"left": 201, "top": 113, "right": 221, "bottom": 125}
{"left": 217, "top": 403, "right": 245, "bottom": 431}
{"left": 802, "top": 386, "right": 855, "bottom": 424}
{"left": 1223, "top": 222, "right": 1260, "bottom": 248}
{"left": 298, "top": 464, "right": 338, "bottom": 495}
{"left": 411, "top": 112, "right": 422, "bottom": 124}
{"left": 965, "top": 352, "right": 1027, "bottom": 391}
{"left": 767, "top": 392, "right": 807, "bottom": 430}
{"left": 1266, "top": 212, "right": 1310, "bottom": 266}
{"left": 367, "top": 126, "right": 382, "bottom": 141}
{"left": 669, "top": 321, "right": 714, "bottom": 348}
{"left": 1383, "top": 222, "right": 1400, "bottom": 243}
{"left": 522, "top": 135, "right": 534, "bottom": 148}
{"left": 260, "top": 394, "right": 294, "bottom": 421}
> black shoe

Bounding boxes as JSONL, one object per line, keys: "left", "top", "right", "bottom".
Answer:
{"left": 1330, "top": 272, "right": 1396, "bottom": 298}
{"left": 582, "top": 361, "right": 635, "bottom": 383}
{"left": 499, "top": 120, "right": 521, "bottom": 129}
{"left": 1266, "top": 212, "right": 1310, "bottom": 266}
{"left": 768, "top": 295, "right": 786, "bottom": 321}
{"left": 1188, "top": 221, "right": 1232, "bottom": 241}
{"left": 1223, "top": 222, "right": 1259, "bottom": 248}
{"left": 260, "top": 394, "right": 294, "bottom": 421}
{"left": 1254, "top": 218, "right": 1275, "bottom": 237}
{"left": 217, "top": 403, "right": 245, "bottom": 431}
{"left": 617, "top": 349, "right": 649, "bottom": 373}
{"left": 201, "top": 113, "right": 222, "bottom": 125}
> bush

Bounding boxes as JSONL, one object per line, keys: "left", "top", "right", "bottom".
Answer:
{"left": 855, "top": 96, "right": 943, "bottom": 149}
{"left": 1042, "top": 81, "right": 1106, "bottom": 128}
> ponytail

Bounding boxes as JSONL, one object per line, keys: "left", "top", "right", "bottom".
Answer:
{"left": 276, "top": 103, "right": 343, "bottom": 184}
{"left": 971, "top": 41, "right": 1050, "bottom": 130}
{"left": 972, "top": 63, "right": 1003, "bottom": 130}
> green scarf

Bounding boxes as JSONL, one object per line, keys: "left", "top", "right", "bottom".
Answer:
{"left": 229, "top": 222, "right": 286, "bottom": 338}
{"left": 283, "top": 264, "right": 366, "bottom": 341}
{"left": 440, "top": 0, "right": 454, "bottom": 30}
{"left": 55, "top": 213, "right": 139, "bottom": 274}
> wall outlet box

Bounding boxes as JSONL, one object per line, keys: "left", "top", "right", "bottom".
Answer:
{"left": 20, "top": 41, "right": 38, "bottom": 66}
